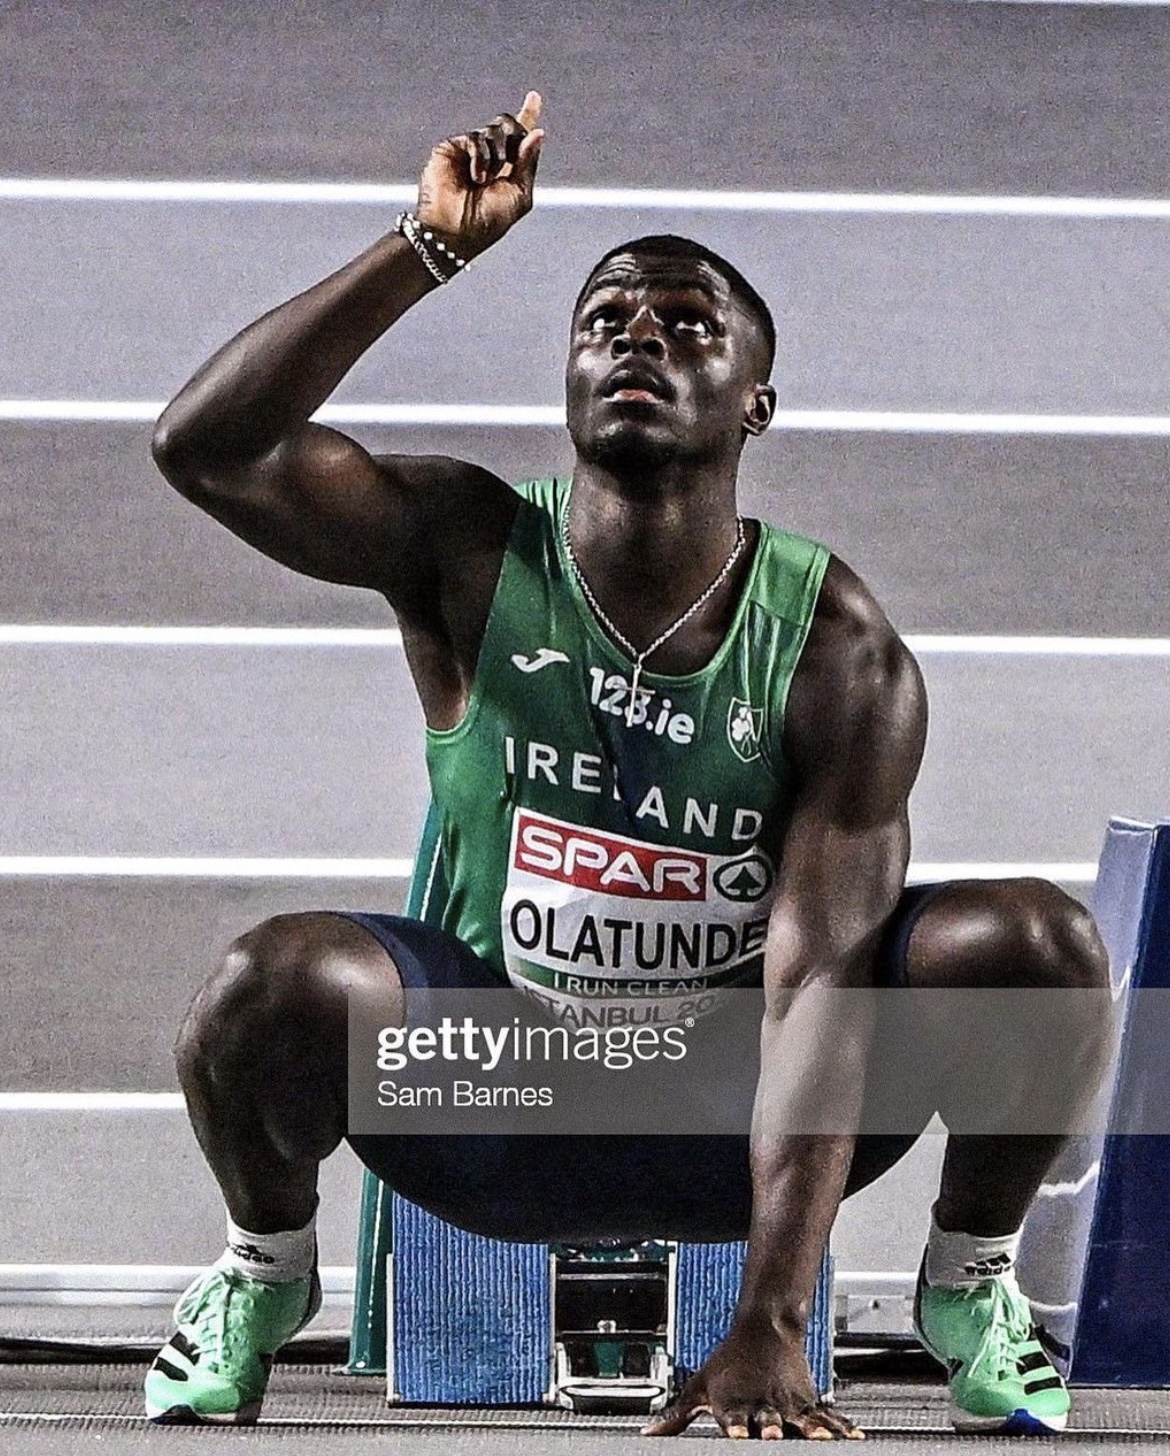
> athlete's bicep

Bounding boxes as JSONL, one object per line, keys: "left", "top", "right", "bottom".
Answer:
{"left": 163, "top": 423, "right": 514, "bottom": 615}
{"left": 170, "top": 424, "right": 400, "bottom": 587}
{"left": 764, "top": 559, "right": 927, "bottom": 993}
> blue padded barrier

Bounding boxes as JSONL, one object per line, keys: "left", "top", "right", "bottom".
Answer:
{"left": 1018, "top": 818, "right": 1170, "bottom": 1385}
{"left": 1073, "top": 819, "right": 1170, "bottom": 1384}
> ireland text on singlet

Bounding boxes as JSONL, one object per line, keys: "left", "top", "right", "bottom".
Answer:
{"left": 407, "top": 477, "right": 830, "bottom": 1028}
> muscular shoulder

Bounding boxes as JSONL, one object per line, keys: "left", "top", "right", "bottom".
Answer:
{"left": 784, "top": 555, "right": 927, "bottom": 813}
{"left": 796, "top": 556, "right": 920, "bottom": 709}
{"left": 369, "top": 454, "right": 520, "bottom": 616}
{"left": 372, "top": 454, "right": 519, "bottom": 546}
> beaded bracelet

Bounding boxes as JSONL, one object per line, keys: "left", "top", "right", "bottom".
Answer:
{"left": 394, "top": 212, "right": 472, "bottom": 284}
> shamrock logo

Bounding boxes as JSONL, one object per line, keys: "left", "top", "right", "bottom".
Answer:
{"left": 726, "top": 698, "right": 763, "bottom": 763}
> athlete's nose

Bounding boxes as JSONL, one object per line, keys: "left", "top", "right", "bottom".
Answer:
{"left": 613, "top": 306, "right": 666, "bottom": 360}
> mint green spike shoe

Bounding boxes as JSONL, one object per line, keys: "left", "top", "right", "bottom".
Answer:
{"left": 913, "top": 1264, "right": 1069, "bottom": 1434}
{"left": 145, "top": 1265, "right": 321, "bottom": 1424}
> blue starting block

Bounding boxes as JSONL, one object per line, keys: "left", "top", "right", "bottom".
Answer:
{"left": 348, "top": 1171, "right": 834, "bottom": 1409}
{"left": 1018, "top": 817, "right": 1170, "bottom": 1385}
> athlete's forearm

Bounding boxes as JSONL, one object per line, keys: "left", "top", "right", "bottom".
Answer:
{"left": 738, "top": 1138, "right": 854, "bottom": 1336}
{"left": 736, "top": 1000, "right": 871, "bottom": 1333}
{"left": 154, "top": 234, "right": 436, "bottom": 470}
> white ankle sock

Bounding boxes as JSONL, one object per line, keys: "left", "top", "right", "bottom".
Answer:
{"left": 217, "top": 1208, "right": 318, "bottom": 1284}
{"left": 924, "top": 1207, "right": 1022, "bottom": 1288}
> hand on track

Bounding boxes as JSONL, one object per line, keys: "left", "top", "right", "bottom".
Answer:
{"left": 642, "top": 1323, "right": 864, "bottom": 1440}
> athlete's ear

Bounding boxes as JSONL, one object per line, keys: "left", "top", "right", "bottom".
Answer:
{"left": 743, "top": 384, "right": 775, "bottom": 438}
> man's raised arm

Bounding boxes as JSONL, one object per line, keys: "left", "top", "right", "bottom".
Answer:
{"left": 647, "top": 558, "right": 927, "bottom": 1441}
{"left": 151, "top": 94, "right": 544, "bottom": 620}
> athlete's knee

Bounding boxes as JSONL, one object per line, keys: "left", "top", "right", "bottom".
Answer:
{"left": 907, "top": 878, "right": 1109, "bottom": 994}
{"left": 992, "top": 882, "right": 1115, "bottom": 1106}
{"left": 175, "top": 913, "right": 390, "bottom": 1081}
{"left": 1001, "top": 879, "right": 1109, "bottom": 992}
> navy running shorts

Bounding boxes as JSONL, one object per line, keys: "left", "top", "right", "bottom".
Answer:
{"left": 341, "top": 883, "right": 946, "bottom": 1244}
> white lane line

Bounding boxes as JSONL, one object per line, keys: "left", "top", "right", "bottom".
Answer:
{"left": 1034, "top": 1163, "right": 1101, "bottom": 1199}
{"left": 0, "top": 1262, "right": 355, "bottom": 1292}
{"left": 0, "top": 857, "right": 1096, "bottom": 882}
{"left": 903, "top": 635, "right": 1170, "bottom": 656}
{"left": 5, "top": 178, "right": 1170, "bottom": 218}
{"left": 0, "top": 1093, "right": 185, "bottom": 1110}
{"left": 2, "top": 626, "right": 1169, "bottom": 655}
{"left": 10, "top": 399, "right": 1170, "bottom": 436}
{"left": 324, "top": 403, "right": 564, "bottom": 427}
{"left": 0, "top": 625, "right": 403, "bottom": 646}
{"left": 0, "top": 399, "right": 164, "bottom": 423}
{"left": 0, "top": 399, "right": 563, "bottom": 427}
{"left": 773, "top": 411, "right": 1170, "bottom": 437}
{"left": 833, "top": 1272, "right": 918, "bottom": 1291}
{"left": 970, "top": 1, "right": 1170, "bottom": 6}
{"left": 908, "top": 863, "right": 1097, "bottom": 883}
{"left": 0, "top": 857, "right": 414, "bottom": 877}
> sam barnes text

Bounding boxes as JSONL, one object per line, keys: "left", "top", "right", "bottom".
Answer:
{"left": 377, "top": 1081, "right": 554, "bottom": 1108}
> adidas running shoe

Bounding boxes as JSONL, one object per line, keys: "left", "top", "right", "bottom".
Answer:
{"left": 913, "top": 1264, "right": 1069, "bottom": 1434}
{"left": 144, "top": 1264, "right": 321, "bottom": 1424}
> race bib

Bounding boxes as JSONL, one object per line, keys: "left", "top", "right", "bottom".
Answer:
{"left": 502, "top": 807, "right": 775, "bottom": 1027}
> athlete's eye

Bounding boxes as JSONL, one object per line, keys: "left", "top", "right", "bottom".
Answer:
{"left": 673, "top": 312, "right": 714, "bottom": 339}
{"left": 584, "top": 307, "right": 621, "bottom": 334}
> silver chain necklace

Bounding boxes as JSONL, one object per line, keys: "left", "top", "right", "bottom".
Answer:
{"left": 561, "top": 505, "right": 747, "bottom": 727}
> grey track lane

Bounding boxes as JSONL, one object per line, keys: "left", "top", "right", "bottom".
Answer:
{"left": 2, "top": 1435, "right": 1166, "bottom": 1456}
{"left": 5, "top": 424, "right": 1169, "bottom": 635}
{"left": 1, "top": 646, "right": 1163, "bottom": 861}
{"left": 5, "top": 1374, "right": 1170, "bottom": 1454}
{"left": 0, "top": 645, "right": 428, "bottom": 857}
{"left": 0, "top": 1110, "right": 367, "bottom": 1269}
{"left": 0, "top": 868, "right": 1096, "bottom": 1093}
{"left": 3, "top": 0, "right": 1168, "bottom": 195}
{"left": 2, "top": 1432, "right": 1165, "bottom": 1456}
{"left": 0, "top": 879, "right": 410, "bottom": 1091}
{"left": 6, "top": 203, "right": 1170, "bottom": 413}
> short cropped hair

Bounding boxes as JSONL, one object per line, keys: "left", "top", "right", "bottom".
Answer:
{"left": 574, "top": 234, "right": 776, "bottom": 378}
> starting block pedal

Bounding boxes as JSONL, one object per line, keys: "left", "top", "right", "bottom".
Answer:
{"left": 349, "top": 1172, "right": 834, "bottom": 1410}
{"left": 549, "top": 1240, "right": 675, "bottom": 1412}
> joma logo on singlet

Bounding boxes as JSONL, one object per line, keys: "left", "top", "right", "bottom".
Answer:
{"left": 514, "top": 810, "right": 707, "bottom": 900}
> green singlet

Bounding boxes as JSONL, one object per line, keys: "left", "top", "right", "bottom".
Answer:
{"left": 406, "top": 477, "right": 830, "bottom": 1029}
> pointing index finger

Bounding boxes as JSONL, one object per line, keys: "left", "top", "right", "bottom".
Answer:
{"left": 516, "top": 90, "right": 543, "bottom": 132}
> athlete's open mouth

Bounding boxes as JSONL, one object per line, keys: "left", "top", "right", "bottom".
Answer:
{"left": 601, "top": 366, "right": 672, "bottom": 403}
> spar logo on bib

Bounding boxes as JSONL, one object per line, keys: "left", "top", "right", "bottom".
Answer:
{"left": 513, "top": 813, "right": 707, "bottom": 900}
{"left": 501, "top": 808, "right": 776, "bottom": 1026}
